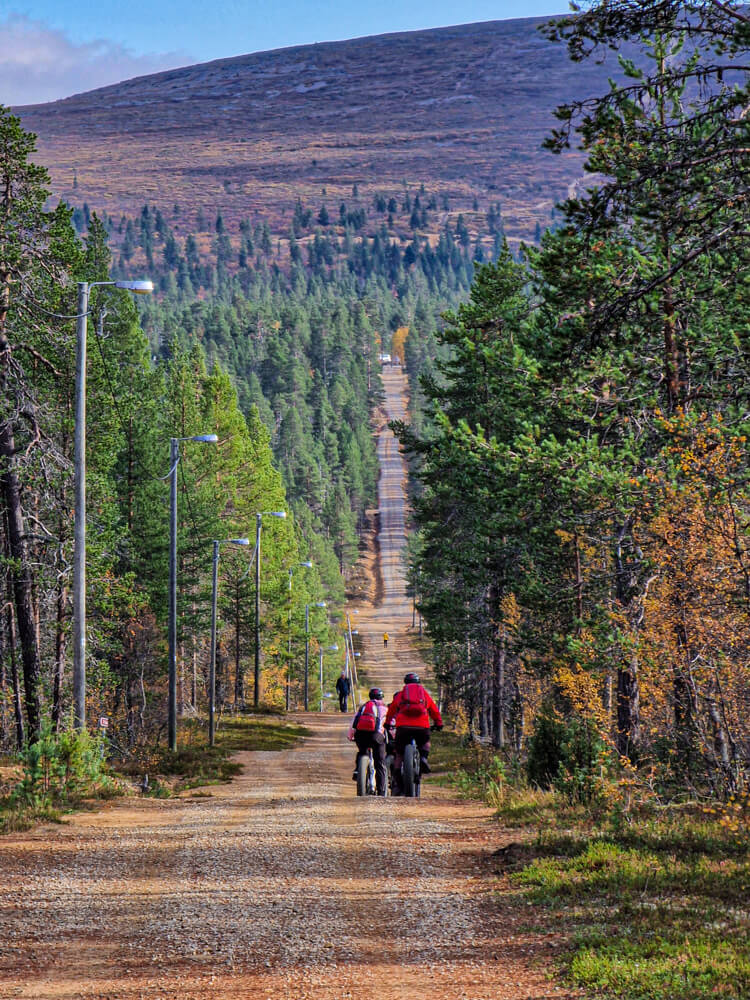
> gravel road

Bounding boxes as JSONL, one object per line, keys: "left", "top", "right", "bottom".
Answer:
{"left": 0, "top": 368, "right": 574, "bottom": 1000}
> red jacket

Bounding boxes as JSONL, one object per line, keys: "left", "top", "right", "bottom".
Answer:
{"left": 385, "top": 683, "right": 442, "bottom": 730}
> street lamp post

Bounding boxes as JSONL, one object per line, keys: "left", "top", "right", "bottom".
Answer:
{"left": 168, "top": 434, "right": 218, "bottom": 752}
{"left": 286, "top": 561, "right": 312, "bottom": 711}
{"left": 254, "top": 511, "right": 286, "bottom": 708}
{"left": 209, "top": 537, "right": 250, "bottom": 746}
{"left": 319, "top": 645, "right": 339, "bottom": 712}
{"left": 304, "top": 602, "right": 326, "bottom": 711}
{"left": 73, "top": 278, "right": 153, "bottom": 731}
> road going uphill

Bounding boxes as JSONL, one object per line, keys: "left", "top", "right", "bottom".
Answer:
{"left": 0, "top": 367, "right": 575, "bottom": 1000}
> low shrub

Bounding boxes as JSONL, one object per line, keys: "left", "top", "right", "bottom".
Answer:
{"left": 11, "top": 724, "right": 113, "bottom": 810}
{"left": 526, "top": 710, "right": 610, "bottom": 805}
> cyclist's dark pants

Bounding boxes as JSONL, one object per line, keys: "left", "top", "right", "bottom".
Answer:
{"left": 392, "top": 726, "right": 430, "bottom": 793}
{"left": 354, "top": 731, "right": 387, "bottom": 795}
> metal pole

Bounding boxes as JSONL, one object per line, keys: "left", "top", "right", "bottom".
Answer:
{"left": 304, "top": 604, "right": 310, "bottom": 711}
{"left": 286, "top": 569, "right": 292, "bottom": 711}
{"left": 168, "top": 437, "right": 179, "bottom": 751}
{"left": 319, "top": 649, "right": 324, "bottom": 712}
{"left": 209, "top": 540, "right": 219, "bottom": 747}
{"left": 73, "top": 281, "right": 89, "bottom": 731}
{"left": 346, "top": 639, "right": 353, "bottom": 708}
{"left": 346, "top": 614, "right": 358, "bottom": 708}
{"left": 254, "top": 514, "right": 261, "bottom": 708}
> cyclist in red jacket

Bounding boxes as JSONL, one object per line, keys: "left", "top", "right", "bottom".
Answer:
{"left": 348, "top": 688, "right": 388, "bottom": 795}
{"left": 385, "top": 672, "right": 442, "bottom": 794}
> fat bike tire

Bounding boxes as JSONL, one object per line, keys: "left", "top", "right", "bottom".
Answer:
{"left": 367, "top": 758, "right": 377, "bottom": 795}
{"left": 403, "top": 742, "right": 420, "bottom": 798}
{"left": 357, "top": 754, "right": 369, "bottom": 796}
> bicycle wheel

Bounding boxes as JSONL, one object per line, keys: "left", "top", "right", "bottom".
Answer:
{"left": 366, "top": 755, "right": 377, "bottom": 796}
{"left": 403, "top": 741, "right": 419, "bottom": 797}
{"left": 357, "top": 754, "right": 369, "bottom": 797}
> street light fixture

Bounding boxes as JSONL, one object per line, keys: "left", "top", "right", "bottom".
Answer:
{"left": 168, "top": 433, "right": 218, "bottom": 751}
{"left": 304, "top": 601, "right": 326, "bottom": 711}
{"left": 319, "top": 644, "right": 339, "bottom": 712}
{"left": 286, "top": 561, "right": 312, "bottom": 711}
{"left": 254, "top": 511, "right": 286, "bottom": 708}
{"left": 209, "top": 537, "right": 250, "bottom": 746}
{"left": 73, "top": 278, "right": 153, "bottom": 731}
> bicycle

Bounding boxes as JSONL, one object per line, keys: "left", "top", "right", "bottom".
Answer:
{"left": 356, "top": 747, "right": 377, "bottom": 797}
{"left": 401, "top": 738, "right": 421, "bottom": 798}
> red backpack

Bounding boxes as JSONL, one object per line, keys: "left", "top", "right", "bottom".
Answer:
{"left": 355, "top": 700, "right": 380, "bottom": 732}
{"left": 400, "top": 683, "right": 427, "bottom": 718}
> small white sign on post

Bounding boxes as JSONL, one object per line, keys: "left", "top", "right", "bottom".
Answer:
{"left": 99, "top": 717, "right": 109, "bottom": 729}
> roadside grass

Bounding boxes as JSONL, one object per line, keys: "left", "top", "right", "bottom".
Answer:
{"left": 0, "top": 730, "right": 122, "bottom": 835}
{"left": 117, "top": 714, "right": 310, "bottom": 795}
{"left": 513, "top": 824, "right": 750, "bottom": 1000}
{"left": 0, "top": 714, "right": 309, "bottom": 830}
{"left": 437, "top": 739, "right": 750, "bottom": 999}
{"left": 431, "top": 734, "right": 558, "bottom": 821}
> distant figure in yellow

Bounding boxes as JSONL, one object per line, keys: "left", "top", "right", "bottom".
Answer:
{"left": 383, "top": 632, "right": 389, "bottom": 649}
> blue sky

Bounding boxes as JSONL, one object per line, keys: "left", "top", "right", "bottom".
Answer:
{"left": 2, "top": 1, "right": 568, "bottom": 104}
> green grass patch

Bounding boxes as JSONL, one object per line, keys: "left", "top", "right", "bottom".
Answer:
{"left": 0, "top": 727, "right": 122, "bottom": 835}
{"left": 432, "top": 739, "right": 750, "bottom": 999}
{"left": 508, "top": 813, "right": 750, "bottom": 999}
{"left": 429, "top": 729, "right": 475, "bottom": 777}
{"left": 1, "top": 715, "right": 309, "bottom": 828}
{"left": 145, "top": 715, "right": 310, "bottom": 792}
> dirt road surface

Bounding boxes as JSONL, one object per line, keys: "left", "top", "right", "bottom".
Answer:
{"left": 0, "top": 368, "right": 573, "bottom": 1000}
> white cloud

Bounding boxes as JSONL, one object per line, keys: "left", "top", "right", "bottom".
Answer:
{"left": 0, "top": 14, "right": 191, "bottom": 106}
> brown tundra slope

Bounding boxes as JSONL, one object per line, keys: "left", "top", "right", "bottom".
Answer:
{"left": 16, "top": 16, "right": 622, "bottom": 243}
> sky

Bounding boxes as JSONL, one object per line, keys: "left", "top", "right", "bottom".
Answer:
{"left": 1, "top": 1, "right": 569, "bottom": 105}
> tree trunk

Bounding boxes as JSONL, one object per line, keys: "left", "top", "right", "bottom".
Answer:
{"left": 706, "top": 688, "right": 733, "bottom": 793}
{"left": 478, "top": 657, "right": 489, "bottom": 739}
{"left": 614, "top": 519, "right": 642, "bottom": 762}
{"left": 5, "top": 567, "right": 25, "bottom": 748}
{"left": 616, "top": 653, "right": 640, "bottom": 761}
{"left": 51, "top": 577, "right": 68, "bottom": 731}
{"left": 0, "top": 440, "right": 41, "bottom": 742}
{"left": 491, "top": 642, "right": 506, "bottom": 750}
{"left": 234, "top": 584, "right": 243, "bottom": 709}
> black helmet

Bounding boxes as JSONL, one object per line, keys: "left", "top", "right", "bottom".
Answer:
{"left": 369, "top": 687, "right": 384, "bottom": 701}
{"left": 404, "top": 672, "right": 420, "bottom": 684}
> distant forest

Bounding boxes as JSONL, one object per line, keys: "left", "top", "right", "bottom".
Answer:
{"left": 67, "top": 184, "right": 516, "bottom": 579}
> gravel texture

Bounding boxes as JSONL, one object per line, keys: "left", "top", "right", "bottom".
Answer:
{"left": 0, "top": 369, "right": 578, "bottom": 1000}
{"left": 0, "top": 725, "right": 574, "bottom": 999}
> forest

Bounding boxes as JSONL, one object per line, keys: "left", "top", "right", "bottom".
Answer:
{"left": 1, "top": 0, "right": 748, "bottom": 815}
{"left": 0, "top": 97, "right": 487, "bottom": 756}
{"left": 396, "top": 0, "right": 750, "bottom": 804}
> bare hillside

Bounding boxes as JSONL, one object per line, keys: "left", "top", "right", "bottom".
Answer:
{"left": 16, "top": 16, "right": 618, "bottom": 242}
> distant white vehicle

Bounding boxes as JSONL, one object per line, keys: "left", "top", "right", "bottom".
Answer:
{"left": 379, "top": 353, "right": 392, "bottom": 364}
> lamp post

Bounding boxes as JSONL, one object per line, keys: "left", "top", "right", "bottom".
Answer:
{"left": 73, "top": 278, "right": 153, "bottom": 731}
{"left": 168, "top": 434, "right": 218, "bottom": 751}
{"left": 286, "top": 561, "right": 312, "bottom": 711}
{"left": 209, "top": 537, "right": 250, "bottom": 746}
{"left": 319, "top": 645, "right": 338, "bottom": 712}
{"left": 304, "top": 602, "right": 326, "bottom": 711}
{"left": 254, "top": 511, "right": 286, "bottom": 708}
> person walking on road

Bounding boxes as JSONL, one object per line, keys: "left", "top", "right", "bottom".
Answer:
{"left": 385, "top": 672, "right": 442, "bottom": 795}
{"left": 336, "top": 670, "right": 351, "bottom": 712}
{"left": 347, "top": 688, "right": 388, "bottom": 795}
{"left": 383, "top": 632, "right": 389, "bottom": 649}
